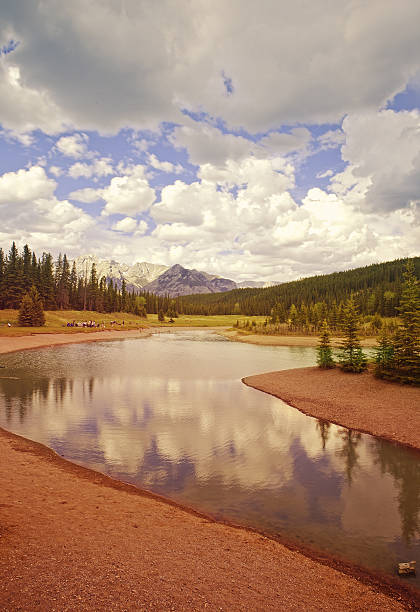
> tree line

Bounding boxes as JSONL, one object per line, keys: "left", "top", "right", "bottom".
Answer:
{"left": 0, "top": 242, "right": 174, "bottom": 317}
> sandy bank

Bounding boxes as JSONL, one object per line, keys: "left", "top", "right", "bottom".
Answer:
{"left": 0, "top": 328, "right": 156, "bottom": 355}
{"left": 223, "top": 328, "right": 377, "bottom": 347}
{"left": 244, "top": 367, "right": 420, "bottom": 450}
{"left": 0, "top": 428, "right": 415, "bottom": 611}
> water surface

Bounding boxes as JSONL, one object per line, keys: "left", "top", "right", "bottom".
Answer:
{"left": 0, "top": 329, "right": 418, "bottom": 588}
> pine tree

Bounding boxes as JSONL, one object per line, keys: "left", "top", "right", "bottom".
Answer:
{"left": 3, "top": 242, "right": 25, "bottom": 308}
{"left": 69, "top": 262, "right": 78, "bottom": 308}
{"left": 18, "top": 286, "right": 45, "bottom": 327}
{"left": 39, "top": 253, "right": 57, "bottom": 309}
{"left": 22, "top": 244, "right": 33, "bottom": 291}
{"left": 338, "top": 297, "right": 367, "bottom": 373}
{"left": 158, "top": 309, "right": 165, "bottom": 322}
{"left": 121, "top": 278, "right": 128, "bottom": 312}
{"left": 374, "top": 329, "right": 395, "bottom": 379}
{"left": 317, "top": 319, "right": 335, "bottom": 368}
{"left": 87, "top": 263, "right": 99, "bottom": 310}
{"left": 391, "top": 260, "right": 420, "bottom": 384}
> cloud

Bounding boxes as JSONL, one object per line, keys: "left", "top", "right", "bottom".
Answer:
{"left": 317, "top": 129, "right": 345, "bottom": 150}
{"left": 68, "top": 157, "right": 114, "bottom": 179}
{"left": 68, "top": 187, "right": 102, "bottom": 203}
{"left": 147, "top": 153, "right": 183, "bottom": 174}
{"left": 0, "top": 166, "right": 55, "bottom": 202}
{"left": 101, "top": 165, "right": 156, "bottom": 216}
{"left": 49, "top": 165, "right": 63, "bottom": 177}
{"left": 171, "top": 124, "right": 254, "bottom": 166}
{"left": 56, "top": 133, "right": 89, "bottom": 158}
{"left": 334, "top": 109, "right": 420, "bottom": 212}
{"left": 3, "top": 2, "right": 420, "bottom": 134}
{"left": 112, "top": 217, "right": 138, "bottom": 233}
{"left": 0, "top": 165, "right": 94, "bottom": 252}
{"left": 259, "top": 128, "right": 311, "bottom": 156}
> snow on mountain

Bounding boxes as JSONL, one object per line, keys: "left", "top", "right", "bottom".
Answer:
{"left": 73, "top": 255, "right": 168, "bottom": 291}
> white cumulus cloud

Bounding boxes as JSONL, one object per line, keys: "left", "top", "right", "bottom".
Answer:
{"left": 101, "top": 165, "right": 156, "bottom": 216}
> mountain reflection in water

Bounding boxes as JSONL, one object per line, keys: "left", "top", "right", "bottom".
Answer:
{"left": 0, "top": 329, "right": 419, "bottom": 588}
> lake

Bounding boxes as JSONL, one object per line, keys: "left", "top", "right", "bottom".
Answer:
{"left": 0, "top": 329, "right": 419, "bottom": 589}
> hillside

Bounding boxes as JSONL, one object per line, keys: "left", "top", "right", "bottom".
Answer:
{"left": 176, "top": 257, "right": 420, "bottom": 317}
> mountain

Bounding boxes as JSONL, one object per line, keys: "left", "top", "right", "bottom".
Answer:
{"left": 143, "top": 264, "right": 237, "bottom": 296}
{"left": 73, "top": 255, "right": 168, "bottom": 291}
{"left": 72, "top": 255, "right": 278, "bottom": 296}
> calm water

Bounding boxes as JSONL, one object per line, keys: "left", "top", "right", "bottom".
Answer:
{"left": 0, "top": 329, "right": 419, "bottom": 588}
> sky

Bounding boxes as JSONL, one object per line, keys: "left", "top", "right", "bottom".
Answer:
{"left": 0, "top": 1, "right": 419, "bottom": 284}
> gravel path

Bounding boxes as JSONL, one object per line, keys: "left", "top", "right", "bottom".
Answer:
{"left": 0, "top": 428, "right": 415, "bottom": 611}
{"left": 243, "top": 367, "right": 420, "bottom": 450}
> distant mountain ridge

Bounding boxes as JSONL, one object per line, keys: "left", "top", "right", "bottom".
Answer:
{"left": 72, "top": 254, "right": 280, "bottom": 296}
{"left": 144, "top": 264, "right": 237, "bottom": 296}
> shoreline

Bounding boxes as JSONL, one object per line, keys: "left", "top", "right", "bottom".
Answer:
{"left": 0, "top": 426, "right": 417, "bottom": 611}
{"left": 243, "top": 367, "right": 420, "bottom": 451}
{"left": 222, "top": 328, "right": 378, "bottom": 347}
{"left": 0, "top": 327, "right": 157, "bottom": 356}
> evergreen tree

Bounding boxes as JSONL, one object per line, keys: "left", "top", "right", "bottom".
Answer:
{"left": 18, "top": 286, "right": 45, "bottom": 326}
{"left": 391, "top": 260, "right": 420, "bottom": 384}
{"left": 134, "top": 296, "right": 147, "bottom": 317}
{"left": 166, "top": 300, "right": 178, "bottom": 319}
{"left": 3, "top": 242, "right": 25, "bottom": 308}
{"left": 158, "top": 309, "right": 165, "bottom": 322}
{"left": 39, "top": 253, "right": 57, "bottom": 309}
{"left": 56, "top": 254, "right": 71, "bottom": 309}
{"left": 69, "top": 262, "right": 78, "bottom": 308}
{"left": 121, "top": 278, "right": 128, "bottom": 312}
{"left": 22, "top": 244, "right": 33, "bottom": 291}
{"left": 338, "top": 297, "right": 367, "bottom": 373}
{"left": 87, "top": 263, "right": 99, "bottom": 310}
{"left": 374, "top": 329, "right": 395, "bottom": 379}
{"left": 317, "top": 319, "right": 335, "bottom": 368}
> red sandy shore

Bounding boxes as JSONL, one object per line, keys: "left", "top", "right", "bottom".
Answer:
{"left": 243, "top": 367, "right": 420, "bottom": 451}
{"left": 0, "top": 428, "right": 417, "bottom": 611}
{"left": 0, "top": 328, "right": 154, "bottom": 355}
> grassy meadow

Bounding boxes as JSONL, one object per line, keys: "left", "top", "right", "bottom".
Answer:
{"left": 0, "top": 309, "right": 266, "bottom": 336}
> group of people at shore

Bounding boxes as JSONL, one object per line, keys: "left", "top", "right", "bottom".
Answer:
{"left": 65, "top": 320, "right": 125, "bottom": 328}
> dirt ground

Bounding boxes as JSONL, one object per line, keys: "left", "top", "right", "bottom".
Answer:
{"left": 0, "top": 428, "right": 416, "bottom": 611}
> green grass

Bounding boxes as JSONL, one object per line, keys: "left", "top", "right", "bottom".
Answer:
{"left": 0, "top": 309, "right": 148, "bottom": 336}
{"left": 146, "top": 314, "right": 267, "bottom": 327}
{"left": 0, "top": 310, "right": 266, "bottom": 336}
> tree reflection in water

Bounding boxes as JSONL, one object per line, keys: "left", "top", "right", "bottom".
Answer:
{"left": 316, "top": 419, "right": 331, "bottom": 450}
{"left": 336, "top": 429, "right": 362, "bottom": 486}
{"left": 374, "top": 439, "right": 420, "bottom": 544}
